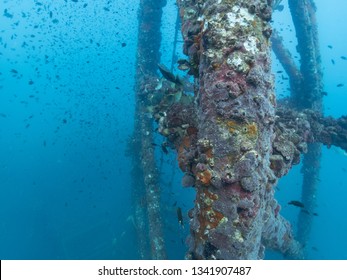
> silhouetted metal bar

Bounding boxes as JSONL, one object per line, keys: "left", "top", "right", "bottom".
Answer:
{"left": 132, "top": 0, "right": 167, "bottom": 260}
{"left": 176, "top": 0, "right": 302, "bottom": 259}
{"left": 271, "top": 29, "right": 303, "bottom": 97}
{"left": 288, "top": 0, "right": 323, "bottom": 249}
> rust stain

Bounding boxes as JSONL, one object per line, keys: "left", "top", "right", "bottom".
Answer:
{"left": 196, "top": 169, "right": 212, "bottom": 185}
{"left": 196, "top": 189, "right": 224, "bottom": 241}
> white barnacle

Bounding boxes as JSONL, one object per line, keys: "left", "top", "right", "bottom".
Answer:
{"left": 227, "top": 6, "right": 254, "bottom": 28}
{"left": 243, "top": 36, "right": 259, "bottom": 55}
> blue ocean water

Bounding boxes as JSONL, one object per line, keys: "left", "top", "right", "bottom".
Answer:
{"left": 0, "top": 0, "right": 346, "bottom": 260}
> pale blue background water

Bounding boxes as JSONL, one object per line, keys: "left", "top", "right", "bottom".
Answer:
{"left": 0, "top": 0, "right": 346, "bottom": 260}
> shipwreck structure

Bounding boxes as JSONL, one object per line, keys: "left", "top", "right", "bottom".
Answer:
{"left": 131, "top": 0, "right": 347, "bottom": 259}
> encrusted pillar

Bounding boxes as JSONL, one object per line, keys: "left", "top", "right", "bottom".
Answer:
{"left": 177, "top": 0, "right": 301, "bottom": 259}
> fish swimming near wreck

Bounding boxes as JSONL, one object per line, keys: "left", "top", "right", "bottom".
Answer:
{"left": 288, "top": 200, "right": 305, "bottom": 208}
{"left": 158, "top": 64, "right": 183, "bottom": 86}
{"left": 177, "top": 207, "right": 184, "bottom": 228}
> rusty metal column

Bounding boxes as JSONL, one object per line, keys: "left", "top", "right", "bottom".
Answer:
{"left": 177, "top": 0, "right": 301, "bottom": 259}
{"left": 132, "top": 0, "right": 167, "bottom": 259}
{"left": 288, "top": 0, "right": 323, "bottom": 248}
